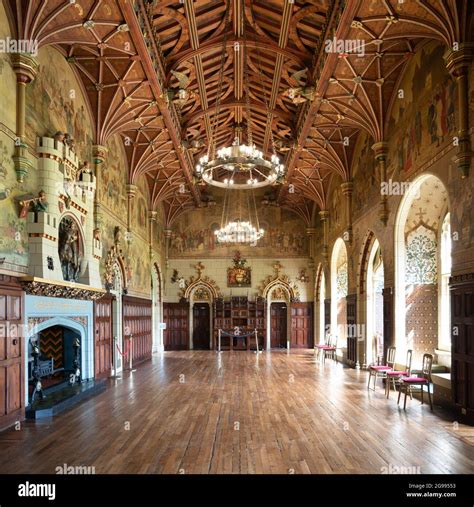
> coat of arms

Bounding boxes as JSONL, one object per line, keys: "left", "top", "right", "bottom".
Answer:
{"left": 227, "top": 251, "right": 251, "bottom": 287}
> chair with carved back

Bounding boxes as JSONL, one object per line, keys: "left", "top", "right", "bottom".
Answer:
{"left": 367, "top": 346, "right": 396, "bottom": 390}
{"left": 398, "top": 353, "right": 433, "bottom": 410}
{"left": 385, "top": 349, "right": 413, "bottom": 398}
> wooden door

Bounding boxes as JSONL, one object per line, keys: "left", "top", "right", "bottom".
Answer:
{"left": 94, "top": 295, "right": 113, "bottom": 379}
{"left": 0, "top": 276, "right": 24, "bottom": 431}
{"left": 450, "top": 275, "right": 474, "bottom": 424}
{"left": 192, "top": 303, "right": 210, "bottom": 350}
{"left": 290, "top": 303, "right": 313, "bottom": 348}
{"left": 270, "top": 303, "right": 287, "bottom": 348}
{"left": 163, "top": 303, "right": 189, "bottom": 350}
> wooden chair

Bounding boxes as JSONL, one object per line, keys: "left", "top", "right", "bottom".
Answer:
{"left": 385, "top": 349, "right": 413, "bottom": 398}
{"left": 315, "top": 334, "right": 337, "bottom": 363}
{"left": 397, "top": 353, "right": 433, "bottom": 410}
{"left": 367, "top": 346, "right": 396, "bottom": 390}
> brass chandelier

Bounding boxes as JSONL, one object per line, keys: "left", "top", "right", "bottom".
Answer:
{"left": 194, "top": 0, "right": 285, "bottom": 191}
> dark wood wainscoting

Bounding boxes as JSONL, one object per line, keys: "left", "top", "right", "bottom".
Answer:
{"left": 94, "top": 295, "right": 113, "bottom": 379}
{"left": 123, "top": 296, "right": 152, "bottom": 366}
{"left": 346, "top": 294, "right": 357, "bottom": 365}
{"left": 0, "top": 275, "right": 24, "bottom": 431}
{"left": 163, "top": 303, "right": 189, "bottom": 350}
{"left": 290, "top": 303, "right": 313, "bottom": 348}
{"left": 450, "top": 273, "right": 474, "bottom": 424}
{"left": 382, "top": 287, "right": 394, "bottom": 358}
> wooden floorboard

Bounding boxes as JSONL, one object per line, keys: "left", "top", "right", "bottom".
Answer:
{"left": 0, "top": 350, "right": 472, "bottom": 474}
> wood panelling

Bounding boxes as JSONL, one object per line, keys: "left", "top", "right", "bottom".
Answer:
{"left": 346, "top": 294, "right": 357, "bottom": 365}
{"left": 290, "top": 303, "right": 313, "bottom": 348}
{"left": 123, "top": 296, "right": 153, "bottom": 366}
{"left": 94, "top": 295, "right": 113, "bottom": 379}
{"left": 450, "top": 274, "right": 474, "bottom": 424}
{"left": 382, "top": 287, "right": 393, "bottom": 358}
{"left": 163, "top": 303, "right": 189, "bottom": 351}
{"left": 0, "top": 275, "right": 24, "bottom": 431}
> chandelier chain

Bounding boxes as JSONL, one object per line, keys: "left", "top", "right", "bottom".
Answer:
{"left": 208, "top": 0, "right": 231, "bottom": 161}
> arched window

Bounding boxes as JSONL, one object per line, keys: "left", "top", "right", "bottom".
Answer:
{"left": 331, "top": 238, "right": 348, "bottom": 349}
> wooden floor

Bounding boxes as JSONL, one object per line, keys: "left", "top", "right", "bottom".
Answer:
{"left": 0, "top": 350, "right": 473, "bottom": 474}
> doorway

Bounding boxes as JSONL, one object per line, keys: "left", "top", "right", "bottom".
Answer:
{"left": 192, "top": 303, "right": 210, "bottom": 350}
{"left": 270, "top": 303, "right": 287, "bottom": 348}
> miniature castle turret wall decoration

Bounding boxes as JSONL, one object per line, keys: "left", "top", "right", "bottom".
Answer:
{"left": 21, "top": 135, "right": 102, "bottom": 288}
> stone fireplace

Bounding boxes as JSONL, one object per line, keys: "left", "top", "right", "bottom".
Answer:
{"left": 24, "top": 295, "right": 94, "bottom": 407}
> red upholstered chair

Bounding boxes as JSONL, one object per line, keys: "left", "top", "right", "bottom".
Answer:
{"left": 397, "top": 353, "right": 433, "bottom": 410}
{"left": 385, "top": 349, "right": 413, "bottom": 398}
{"left": 315, "top": 334, "right": 337, "bottom": 363}
{"left": 367, "top": 346, "right": 396, "bottom": 390}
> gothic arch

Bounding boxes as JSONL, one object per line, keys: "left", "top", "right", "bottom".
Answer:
{"left": 183, "top": 279, "right": 221, "bottom": 301}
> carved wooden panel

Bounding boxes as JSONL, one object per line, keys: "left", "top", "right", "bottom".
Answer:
{"left": 163, "top": 303, "right": 189, "bottom": 351}
{"left": 382, "top": 287, "right": 394, "bottom": 359}
{"left": 123, "top": 296, "right": 153, "bottom": 365}
{"left": 0, "top": 275, "right": 24, "bottom": 431}
{"left": 450, "top": 274, "right": 474, "bottom": 424}
{"left": 346, "top": 293, "right": 357, "bottom": 364}
{"left": 94, "top": 295, "right": 113, "bottom": 379}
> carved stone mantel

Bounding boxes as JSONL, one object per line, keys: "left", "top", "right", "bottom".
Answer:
{"left": 20, "top": 276, "right": 105, "bottom": 301}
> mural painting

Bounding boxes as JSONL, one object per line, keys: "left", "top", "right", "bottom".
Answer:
{"left": 169, "top": 207, "right": 308, "bottom": 258}
{"left": 386, "top": 42, "right": 457, "bottom": 179}
{"left": 26, "top": 46, "right": 94, "bottom": 163}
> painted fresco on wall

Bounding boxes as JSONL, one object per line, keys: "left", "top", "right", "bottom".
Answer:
{"left": 26, "top": 46, "right": 93, "bottom": 163}
{"left": 386, "top": 42, "right": 457, "bottom": 179}
{"left": 352, "top": 132, "right": 378, "bottom": 214}
{"left": 99, "top": 135, "right": 128, "bottom": 215}
{"left": 131, "top": 175, "right": 149, "bottom": 240}
{"left": 169, "top": 207, "right": 308, "bottom": 258}
{"left": 0, "top": 135, "right": 31, "bottom": 267}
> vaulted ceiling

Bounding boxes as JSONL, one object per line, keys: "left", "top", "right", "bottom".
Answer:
{"left": 5, "top": 0, "right": 472, "bottom": 227}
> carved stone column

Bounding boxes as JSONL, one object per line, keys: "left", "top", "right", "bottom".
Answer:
{"left": 372, "top": 141, "right": 389, "bottom": 225}
{"left": 125, "top": 184, "right": 137, "bottom": 242}
{"left": 305, "top": 227, "right": 317, "bottom": 259}
{"left": 319, "top": 210, "right": 329, "bottom": 260}
{"left": 444, "top": 44, "right": 473, "bottom": 179}
{"left": 10, "top": 53, "right": 38, "bottom": 183}
{"left": 92, "top": 144, "right": 108, "bottom": 231}
{"left": 341, "top": 181, "right": 353, "bottom": 244}
{"left": 164, "top": 229, "right": 172, "bottom": 268}
{"left": 148, "top": 210, "right": 157, "bottom": 257}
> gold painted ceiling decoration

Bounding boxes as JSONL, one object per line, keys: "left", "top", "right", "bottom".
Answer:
{"left": 5, "top": 0, "right": 472, "bottom": 224}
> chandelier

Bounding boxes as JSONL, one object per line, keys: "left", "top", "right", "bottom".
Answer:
{"left": 194, "top": 0, "right": 285, "bottom": 190}
{"left": 196, "top": 137, "right": 285, "bottom": 189}
{"left": 215, "top": 190, "right": 264, "bottom": 245}
{"left": 215, "top": 220, "right": 264, "bottom": 244}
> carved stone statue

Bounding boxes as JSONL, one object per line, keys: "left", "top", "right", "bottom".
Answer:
{"left": 58, "top": 216, "right": 82, "bottom": 282}
{"left": 114, "top": 226, "right": 122, "bottom": 245}
{"left": 32, "top": 190, "right": 48, "bottom": 212}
